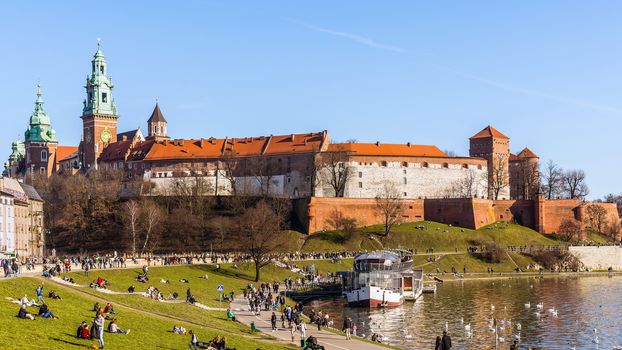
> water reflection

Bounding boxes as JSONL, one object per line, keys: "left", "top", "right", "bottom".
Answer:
{"left": 306, "top": 276, "right": 622, "bottom": 349}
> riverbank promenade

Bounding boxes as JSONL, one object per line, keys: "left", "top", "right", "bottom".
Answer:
{"left": 230, "top": 297, "right": 392, "bottom": 350}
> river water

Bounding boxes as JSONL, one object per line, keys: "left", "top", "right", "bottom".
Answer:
{"left": 306, "top": 275, "right": 622, "bottom": 349}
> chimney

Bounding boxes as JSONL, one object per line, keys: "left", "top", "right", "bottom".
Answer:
{"left": 291, "top": 134, "right": 295, "bottom": 142}
{"left": 407, "top": 142, "right": 411, "bottom": 147}
{"left": 200, "top": 138, "right": 204, "bottom": 148}
{"left": 376, "top": 141, "right": 380, "bottom": 146}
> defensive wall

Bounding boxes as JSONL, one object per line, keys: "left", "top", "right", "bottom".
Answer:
{"left": 303, "top": 196, "right": 621, "bottom": 237}
{"left": 569, "top": 246, "right": 622, "bottom": 271}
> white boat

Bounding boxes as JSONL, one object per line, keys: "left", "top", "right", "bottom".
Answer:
{"left": 337, "top": 250, "right": 423, "bottom": 308}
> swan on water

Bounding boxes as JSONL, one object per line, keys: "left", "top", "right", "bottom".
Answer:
{"left": 524, "top": 302, "right": 531, "bottom": 308}
{"left": 516, "top": 323, "right": 522, "bottom": 331}
{"left": 536, "top": 302, "right": 544, "bottom": 309}
{"left": 464, "top": 324, "right": 471, "bottom": 332}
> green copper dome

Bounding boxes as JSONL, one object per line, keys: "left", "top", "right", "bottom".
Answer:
{"left": 24, "top": 83, "right": 57, "bottom": 143}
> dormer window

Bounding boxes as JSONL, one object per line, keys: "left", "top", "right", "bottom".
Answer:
{"left": 102, "top": 93, "right": 107, "bottom": 103}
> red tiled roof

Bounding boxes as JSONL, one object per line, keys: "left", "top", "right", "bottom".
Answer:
{"left": 509, "top": 153, "right": 519, "bottom": 161}
{"left": 469, "top": 125, "right": 510, "bottom": 140}
{"left": 517, "top": 147, "right": 538, "bottom": 159}
{"left": 56, "top": 146, "right": 78, "bottom": 162}
{"left": 99, "top": 139, "right": 134, "bottom": 162}
{"left": 142, "top": 132, "right": 326, "bottom": 161}
{"left": 330, "top": 143, "right": 447, "bottom": 157}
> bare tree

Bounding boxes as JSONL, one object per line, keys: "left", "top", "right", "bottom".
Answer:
{"left": 141, "top": 200, "right": 163, "bottom": 254}
{"left": 443, "top": 149, "right": 458, "bottom": 157}
{"left": 602, "top": 193, "right": 622, "bottom": 217}
{"left": 375, "top": 182, "right": 405, "bottom": 236}
{"left": 541, "top": 160, "right": 563, "bottom": 199}
{"left": 558, "top": 218, "right": 583, "bottom": 243}
{"left": 489, "top": 154, "right": 509, "bottom": 200}
{"left": 585, "top": 204, "right": 608, "bottom": 234}
{"left": 123, "top": 200, "right": 140, "bottom": 256}
{"left": 513, "top": 160, "right": 539, "bottom": 200}
{"left": 446, "top": 169, "right": 484, "bottom": 198}
{"left": 236, "top": 200, "right": 284, "bottom": 281}
{"left": 562, "top": 169, "right": 589, "bottom": 200}
{"left": 221, "top": 154, "right": 241, "bottom": 196}
{"left": 249, "top": 157, "right": 278, "bottom": 197}
{"left": 315, "top": 145, "right": 353, "bottom": 197}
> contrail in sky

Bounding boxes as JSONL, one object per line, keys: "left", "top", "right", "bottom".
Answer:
{"left": 293, "top": 19, "right": 622, "bottom": 115}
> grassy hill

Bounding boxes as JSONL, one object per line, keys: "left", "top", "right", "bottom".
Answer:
{"left": 302, "top": 221, "right": 563, "bottom": 253}
{"left": 0, "top": 275, "right": 297, "bottom": 350}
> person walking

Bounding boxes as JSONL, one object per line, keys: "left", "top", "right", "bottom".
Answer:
{"left": 441, "top": 330, "right": 452, "bottom": 349}
{"left": 290, "top": 322, "right": 296, "bottom": 342}
{"left": 299, "top": 321, "right": 307, "bottom": 341}
{"left": 271, "top": 312, "right": 277, "bottom": 331}
{"left": 188, "top": 330, "right": 198, "bottom": 350}
{"left": 343, "top": 317, "right": 352, "bottom": 340}
{"left": 434, "top": 335, "right": 442, "bottom": 350}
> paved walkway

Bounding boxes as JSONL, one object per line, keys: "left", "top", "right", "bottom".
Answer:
{"left": 230, "top": 297, "right": 392, "bottom": 350}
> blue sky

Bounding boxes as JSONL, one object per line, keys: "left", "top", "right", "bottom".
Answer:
{"left": 1, "top": 1, "right": 620, "bottom": 199}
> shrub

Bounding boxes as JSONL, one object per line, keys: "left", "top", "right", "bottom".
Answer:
{"left": 529, "top": 250, "right": 584, "bottom": 271}
{"left": 471, "top": 241, "right": 506, "bottom": 263}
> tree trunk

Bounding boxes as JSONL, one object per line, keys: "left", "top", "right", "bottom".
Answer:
{"left": 254, "top": 261, "right": 261, "bottom": 282}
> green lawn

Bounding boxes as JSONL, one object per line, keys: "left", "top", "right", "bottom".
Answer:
{"left": 0, "top": 277, "right": 295, "bottom": 350}
{"left": 65, "top": 262, "right": 298, "bottom": 308}
{"left": 302, "top": 221, "right": 564, "bottom": 253}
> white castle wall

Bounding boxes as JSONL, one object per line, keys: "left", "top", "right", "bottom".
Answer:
{"left": 569, "top": 246, "right": 622, "bottom": 271}
{"left": 316, "top": 160, "right": 489, "bottom": 199}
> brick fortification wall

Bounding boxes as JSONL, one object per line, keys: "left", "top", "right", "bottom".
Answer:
{"left": 307, "top": 197, "right": 424, "bottom": 233}
{"left": 304, "top": 196, "right": 621, "bottom": 236}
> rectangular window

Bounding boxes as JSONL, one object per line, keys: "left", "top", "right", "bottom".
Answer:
{"left": 102, "top": 93, "right": 108, "bottom": 103}
{"left": 41, "top": 150, "right": 47, "bottom": 161}
{"left": 403, "top": 177, "right": 407, "bottom": 185}
{"left": 358, "top": 182, "right": 363, "bottom": 188}
{"left": 358, "top": 172, "right": 362, "bottom": 178}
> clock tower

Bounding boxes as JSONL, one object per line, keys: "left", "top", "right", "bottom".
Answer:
{"left": 80, "top": 39, "right": 118, "bottom": 169}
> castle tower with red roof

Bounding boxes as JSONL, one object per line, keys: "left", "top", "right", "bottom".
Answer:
{"left": 469, "top": 125, "right": 511, "bottom": 199}
{"left": 147, "top": 103, "right": 168, "bottom": 140}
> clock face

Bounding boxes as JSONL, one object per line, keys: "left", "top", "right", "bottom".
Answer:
{"left": 100, "top": 129, "right": 112, "bottom": 144}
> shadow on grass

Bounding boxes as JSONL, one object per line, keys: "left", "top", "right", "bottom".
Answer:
{"left": 50, "top": 334, "right": 87, "bottom": 348}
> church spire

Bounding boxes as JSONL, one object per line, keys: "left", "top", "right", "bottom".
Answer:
{"left": 25, "top": 82, "right": 57, "bottom": 143}
{"left": 82, "top": 38, "right": 116, "bottom": 116}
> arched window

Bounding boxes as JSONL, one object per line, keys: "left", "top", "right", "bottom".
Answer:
{"left": 381, "top": 161, "right": 388, "bottom": 167}
{"left": 100, "top": 65, "right": 104, "bottom": 74}
{"left": 401, "top": 161, "right": 408, "bottom": 167}
{"left": 41, "top": 150, "right": 47, "bottom": 161}
{"left": 442, "top": 163, "right": 449, "bottom": 168}
{"left": 422, "top": 162, "right": 429, "bottom": 168}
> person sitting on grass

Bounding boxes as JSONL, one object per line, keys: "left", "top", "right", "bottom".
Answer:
{"left": 93, "top": 302, "right": 100, "bottom": 312}
{"left": 38, "top": 303, "right": 58, "bottom": 319}
{"left": 160, "top": 279, "right": 170, "bottom": 284}
{"left": 77, "top": 321, "right": 90, "bottom": 339}
{"left": 107, "top": 319, "right": 130, "bottom": 334}
{"left": 226, "top": 309, "right": 235, "bottom": 321}
{"left": 127, "top": 285, "right": 135, "bottom": 293}
{"left": 17, "top": 304, "right": 35, "bottom": 320}
{"left": 62, "top": 276, "right": 75, "bottom": 284}
{"left": 103, "top": 303, "right": 116, "bottom": 315}
{"left": 209, "top": 335, "right": 226, "bottom": 350}
{"left": 179, "top": 279, "right": 189, "bottom": 283}
{"left": 48, "top": 290, "right": 61, "bottom": 300}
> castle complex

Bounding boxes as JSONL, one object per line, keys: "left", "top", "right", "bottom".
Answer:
{"left": 3, "top": 42, "right": 619, "bottom": 238}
